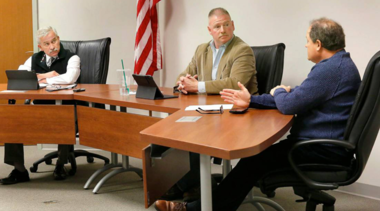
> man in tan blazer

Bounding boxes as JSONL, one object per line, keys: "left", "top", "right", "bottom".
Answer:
{"left": 176, "top": 7, "right": 258, "bottom": 95}
{"left": 156, "top": 8, "right": 258, "bottom": 208}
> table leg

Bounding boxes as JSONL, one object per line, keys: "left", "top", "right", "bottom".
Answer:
{"left": 200, "top": 154, "right": 212, "bottom": 211}
{"left": 222, "top": 159, "right": 232, "bottom": 179}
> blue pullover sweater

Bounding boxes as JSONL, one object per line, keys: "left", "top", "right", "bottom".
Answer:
{"left": 250, "top": 50, "right": 361, "bottom": 141}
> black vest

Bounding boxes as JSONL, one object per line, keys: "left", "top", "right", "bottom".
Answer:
{"left": 31, "top": 43, "right": 75, "bottom": 74}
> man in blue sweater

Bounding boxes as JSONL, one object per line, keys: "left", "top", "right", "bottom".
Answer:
{"left": 155, "top": 18, "right": 361, "bottom": 211}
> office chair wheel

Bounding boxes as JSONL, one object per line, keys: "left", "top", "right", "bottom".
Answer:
{"left": 30, "top": 166, "right": 37, "bottom": 172}
{"left": 45, "top": 159, "right": 53, "bottom": 165}
{"left": 87, "top": 156, "right": 94, "bottom": 163}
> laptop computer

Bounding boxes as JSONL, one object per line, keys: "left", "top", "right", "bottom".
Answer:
{"left": 6, "top": 70, "right": 40, "bottom": 90}
{"left": 133, "top": 74, "right": 178, "bottom": 100}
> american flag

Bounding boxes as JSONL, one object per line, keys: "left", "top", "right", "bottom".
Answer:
{"left": 134, "top": 0, "right": 162, "bottom": 76}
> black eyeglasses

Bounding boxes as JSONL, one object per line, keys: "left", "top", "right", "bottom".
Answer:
{"left": 196, "top": 105, "right": 224, "bottom": 114}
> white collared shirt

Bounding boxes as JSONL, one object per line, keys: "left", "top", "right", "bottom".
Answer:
{"left": 198, "top": 36, "right": 234, "bottom": 93}
{"left": 19, "top": 54, "right": 81, "bottom": 84}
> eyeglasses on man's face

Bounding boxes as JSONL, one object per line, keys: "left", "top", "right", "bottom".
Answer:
{"left": 196, "top": 105, "right": 224, "bottom": 114}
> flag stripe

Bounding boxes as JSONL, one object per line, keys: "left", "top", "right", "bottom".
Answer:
{"left": 134, "top": 0, "right": 162, "bottom": 76}
{"left": 136, "top": 0, "right": 147, "bottom": 16}
{"left": 140, "top": 49, "right": 153, "bottom": 75}
{"left": 135, "top": 36, "right": 152, "bottom": 73}
{"left": 135, "top": 21, "right": 152, "bottom": 61}
{"left": 135, "top": 6, "right": 151, "bottom": 48}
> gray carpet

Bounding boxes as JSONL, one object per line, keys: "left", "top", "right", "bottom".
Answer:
{"left": 0, "top": 145, "right": 379, "bottom": 211}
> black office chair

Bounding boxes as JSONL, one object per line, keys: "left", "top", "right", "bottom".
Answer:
{"left": 257, "top": 50, "right": 380, "bottom": 211}
{"left": 30, "top": 38, "right": 112, "bottom": 175}
{"left": 251, "top": 43, "right": 286, "bottom": 94}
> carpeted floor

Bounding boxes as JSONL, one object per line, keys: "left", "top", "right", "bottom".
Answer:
{"left": 0, "top": 145, "right": 379, "bottom": 211}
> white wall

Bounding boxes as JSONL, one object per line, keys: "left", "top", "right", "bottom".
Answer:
{"left": 160, "top": 0, "right": 380, "bottom": 87}
{"left": 38, "top": 0, "right": 380, "bottom": 188}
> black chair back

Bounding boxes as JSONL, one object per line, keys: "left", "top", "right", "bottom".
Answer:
{"left": 343, "top": 51, "right": 380, "bottom": 184}
{"left": 61, "top": 38, "right": 111, "bottom": 84}
{"left": 251, "top": 43, "right": 285, "bottom": 94}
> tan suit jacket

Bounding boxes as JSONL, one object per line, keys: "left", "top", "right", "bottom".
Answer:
{"left": 176, "top": 36, "right": 258, "bottom": 94}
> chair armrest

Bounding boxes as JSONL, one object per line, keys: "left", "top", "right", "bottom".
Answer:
{"left": 288, "top": 139, "right": 355, "bottom": 190}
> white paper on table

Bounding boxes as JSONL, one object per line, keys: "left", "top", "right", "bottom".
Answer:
{"left": 176, "top": 116, "right": 202, "bottom": 122}
{"left": 39, "top": 83, "right": 48, "bottom": 88}
{"left": 185, "top": 104, "right": 233, "bottom": 111}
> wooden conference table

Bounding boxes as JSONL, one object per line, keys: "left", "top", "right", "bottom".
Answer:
{"left": 0, "top": 84, "right": 293, "bottom": 211}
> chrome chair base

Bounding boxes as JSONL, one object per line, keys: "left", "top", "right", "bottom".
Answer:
{"left": 84, "top": 152, "right": 143, "bottom": 194}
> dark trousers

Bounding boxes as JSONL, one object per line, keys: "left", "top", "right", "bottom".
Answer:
{"left": 176, "top": 152, "right": 201, "bottom": 191}
{"left": 4, "top": 143, "right": 70, "bottom": 166}
{"left": 187, "top": 139, "right": 352, "bottom": 211}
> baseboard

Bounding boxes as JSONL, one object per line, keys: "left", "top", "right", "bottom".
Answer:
{"left": 336, "top": 182, "right": 380, "bottom": 201}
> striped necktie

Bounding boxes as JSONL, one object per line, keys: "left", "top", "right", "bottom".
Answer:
{"left": 46, "top": 57, "right": 57, "bottom": 67}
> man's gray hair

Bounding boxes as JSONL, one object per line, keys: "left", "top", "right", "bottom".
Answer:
{"left": 208, "top": 7, "right": 230, "bottom": 18}
{"left": 37, "top": 26, "right": 58, "bottom": 44}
